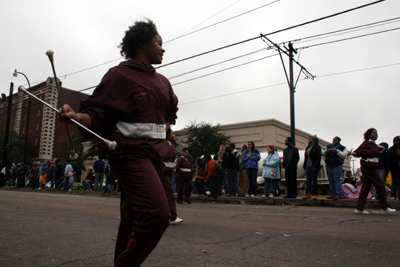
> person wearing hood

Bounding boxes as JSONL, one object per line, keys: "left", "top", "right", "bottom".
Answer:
{"left": 388, "top": 136, "right": 400, "bottom": 200}
{"left": 39, "top": 161, "right": 48, "bottom": 189}
{"left": 262, "top": 145, "right": 281, "bottom": 198}
{"left": 303, "top": 135, "right": 322, "bottom": 200}
{"left": 373, "top": 142, "right": 391, "bottom": 199}
{"left": 242, "top": 141, "right": 261, "bottom": 197}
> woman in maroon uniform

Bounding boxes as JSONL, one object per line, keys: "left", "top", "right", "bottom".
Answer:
{"left": 351, "top": 128, "right": 396, "bottom": 214}
{"left": 59, "top": 20, "right": 178, "bottom": 267}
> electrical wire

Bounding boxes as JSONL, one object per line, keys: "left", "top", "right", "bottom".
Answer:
{"left": 166, "top": 0, "right": 242, "bottom": 45}
{"left": 164, "top": 0, "right": 279, "bottom": 44}
{"left": 179, "top": 62, "right": 400, "bottom": 106}
{"left": 158, "top": 0, "right": 385, "bottom": 69}
{"left": 171, "top": 54, "right": 278, "bottom": 86}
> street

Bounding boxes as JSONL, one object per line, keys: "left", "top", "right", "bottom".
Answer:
{"left": 0, "top": 190, "right": 399, "bottom": 266}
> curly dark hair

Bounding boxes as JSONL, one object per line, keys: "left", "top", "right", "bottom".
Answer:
{"left": 120, "top": 19, "right": 158, "bottom": 60}
{"left": 364, "top": 128, "right": 377, "bottom": 140}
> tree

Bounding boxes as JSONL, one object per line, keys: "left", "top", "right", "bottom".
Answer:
{"left": 182, "top": 121, "right": 230, "bottom": 159}
{"left": 0, "top": 125, "right": 28, "bottom": 165}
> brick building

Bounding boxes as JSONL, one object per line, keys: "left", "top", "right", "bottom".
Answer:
{"left": 0, "top": 77, "right": 88, "bottom": 161}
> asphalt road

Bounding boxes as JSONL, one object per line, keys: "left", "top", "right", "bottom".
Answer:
{"left": 0, "top": 190, "right": 399, "bottom": 267}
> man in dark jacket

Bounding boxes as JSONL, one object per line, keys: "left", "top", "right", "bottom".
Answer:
{"left": 388, "top": 136, "right": 400, "bottom": 200}
{"left": 303, "top": 135, "right": 322, "bottom": 200}
{"left": 283, "top": 137, "right": 300, "bottom": 198}
{"left": 323, "top": 136, "right": 348, "bottom": 200}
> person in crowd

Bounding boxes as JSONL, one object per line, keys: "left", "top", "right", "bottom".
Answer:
{"left": 262, "top": 145, "right": 281, "bottom": 198}
{"left": 10, "top": 163, "right": 17, "bottom": 187}
{"left": 302, "top": 135, "right": 322, "bottom": 200}
{"left": 391, "top": 148, "right": 400, "bottom": 201}
{"left": 323, "top": 136, "right": 348, "bottom": 200}
{"left": 343, "top": 176, "right": 373, "bottom": 199}
{"left": 283, "top": 137, "right": 300, "bottom": 198}
{"left": 38, "top": 161, "right": 48, "bottom": 190}
{"left": 225, "top": 146, "right": 238, "bottom": 197}
{"left": 176, "top": 148, "right": 193, "bottom": 204}
{"left": 195, "top": 157, "right": 207, "bottom": 196}
{"left": 229, "top": 143, "right": 241, "bottom": 196}
{"left": 388, "top": 136, "right": 400, "bottom": 200}
{"left": 93, "top": 156, "right": 105, "bottom": 192}
{"left": 342, "top": 171, "right": 356, "bottom": 187}
{"left": 242, "top": 141, "right": 261, "bottom": 198}
{"left": 204, "top": 154, "right": 224, "bottom": 199}
{"left": 82, "top": 168, "right": 94, "bottom": 191}
{"left": 49, "top": 161, "right": 56, "bottom": 189}
{"left": 238, "top": 144, "right": 249, "bottom": 197}
{"left": 108, "top": 167, "right": 116, "bottom": 193}
{"left": 162, "top": 128, "right": 182, "bottom": 224}
{"left": 171, "top": 151, "right": 181, "bottom": 194}
{"left": 64, "top": 160, "right": 73, "bottom": 191}
{"left": 67, "top": 172, "right": 74, "bottom": 191}
{"left": 29, "top": 162, "right": 39, "bottom": 189}
{"left": 373, "top": 142, "right": 391, "bottom": 199}
{"left": 16, "top": 163, "right": 25, "bottom": 188}
{"left": 214, "top": 144, "right": 228, "bottom": 195}
{"left": 54, "top": 159, "right": 63, "bottom": 189}
{"left": 104, "top": 163, "right": 111, "bottom": 193}
{"left": 350, "top": 128, "right": 396, "bottom": 214}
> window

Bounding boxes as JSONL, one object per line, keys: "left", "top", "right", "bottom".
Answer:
{"left": 37, "top": 109, "right": 41, "bottom": 116}
{"left": 23, "top": 113, "right": 26, "bottom": 120}
{"left": 36, "top": 123, "right": 39, "bottom": 131}
{"left": 35, "top": 138, "right": 37, "bottom": 145}
{"left": 22, "top": 127, "right": 25, "bottom": 134}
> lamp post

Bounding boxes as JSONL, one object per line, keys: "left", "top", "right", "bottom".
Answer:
{"left": 13, "top": 69, "right": 31, "bottom": 165}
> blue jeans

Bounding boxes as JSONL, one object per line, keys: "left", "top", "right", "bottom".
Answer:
{"left": 326, "top": 165, "right": 343, "bottom": 198}
{"left": 227, "top": 169, "right": 237, "bottom": 196}
{"left": 171, "top": 171, "right": 177, "bottom": 193}
{"left": 246, "top": 168, "right": 258, "bottom": 195}
{"left": 373, "top": 169, "right": 386, "bottom": 198}
{"left": 264, "top": 178, "right": 276, "bottom": 195}
{"left": 305, "top": 166, "right": 319, "bottom": 195}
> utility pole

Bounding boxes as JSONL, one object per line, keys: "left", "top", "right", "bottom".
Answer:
{"left": 289, "top": 42, "right": 296, "bottom": 145}
{"left": 260, "top": 35, "right": 315, "bottom": 146}
{"left": 2, "top": 82, "right": 14, "bottom": 170}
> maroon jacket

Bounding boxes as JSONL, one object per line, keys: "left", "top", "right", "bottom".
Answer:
{"left": 354, "top": 140, "right": 379, "bottom": 169}
{"left": 176, "top": 157, "right": 192, "bottom": 179}
{"left": 163, "top": 142, "right": 176, "bottom": 176}
{"left": 79, "top": 61, "right": 178, "bottom": 161}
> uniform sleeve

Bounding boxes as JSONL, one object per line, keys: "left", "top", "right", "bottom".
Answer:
{"left": 165, "top": 83, "right": 179, "bottom": 125}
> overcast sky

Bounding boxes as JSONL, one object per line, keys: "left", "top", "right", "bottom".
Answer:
{"left": 1, "top": 0, "right": 400, "bottom": 163}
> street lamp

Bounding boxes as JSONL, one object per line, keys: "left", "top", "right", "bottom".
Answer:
{"left": 13, "top": 69, "right": 31, "bottom": 165}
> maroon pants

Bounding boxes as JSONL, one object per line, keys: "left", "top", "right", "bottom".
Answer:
{"left": 177, "top": 173, "right": 192, "bottom": 202}
{"left": 110, "top": 157, "right": 170, "bottom": 267}
{"left": 161, "top": 169, "right": 178, "bottom": 221}
{"left": 356, "top": 165, "right": 388, "bottom": 210}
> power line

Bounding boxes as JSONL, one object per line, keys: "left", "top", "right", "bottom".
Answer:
{"left": 168, "top": 47, "right": 270, "bottom": 80}
{"left": 166, "top": 0, "right": 242, "bottom": 45}
{"left": 297, "top": 26, "right": 400, "bottom": 50}
{"left": 171, "top": 54, "right": 278, "bottom": 86}
{"left": 179, "top": 62, "right": 400, "bottom": 106}
{"left": 157, "top": 0, "right": 385, "bottom": 69}
{"left": 294, "top": 16, "right": 400, "bottom": 45}
{"left": 164, "top": 0, "right": 280, "bottom": 44}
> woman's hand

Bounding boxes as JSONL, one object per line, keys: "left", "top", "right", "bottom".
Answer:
{"left": 58, "top": 104, "right": 76, "bottom": 122}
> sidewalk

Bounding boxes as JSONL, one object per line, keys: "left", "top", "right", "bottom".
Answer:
{"left": 2, "top": 187, "right": 399, "bottom": 210}
{"left": 190, "top": 194, "right": 400, "bottom": 209}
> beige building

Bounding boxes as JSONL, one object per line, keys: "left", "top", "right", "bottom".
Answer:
{"left": 174, "top": 118, "right": 351, "bottom": 179}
